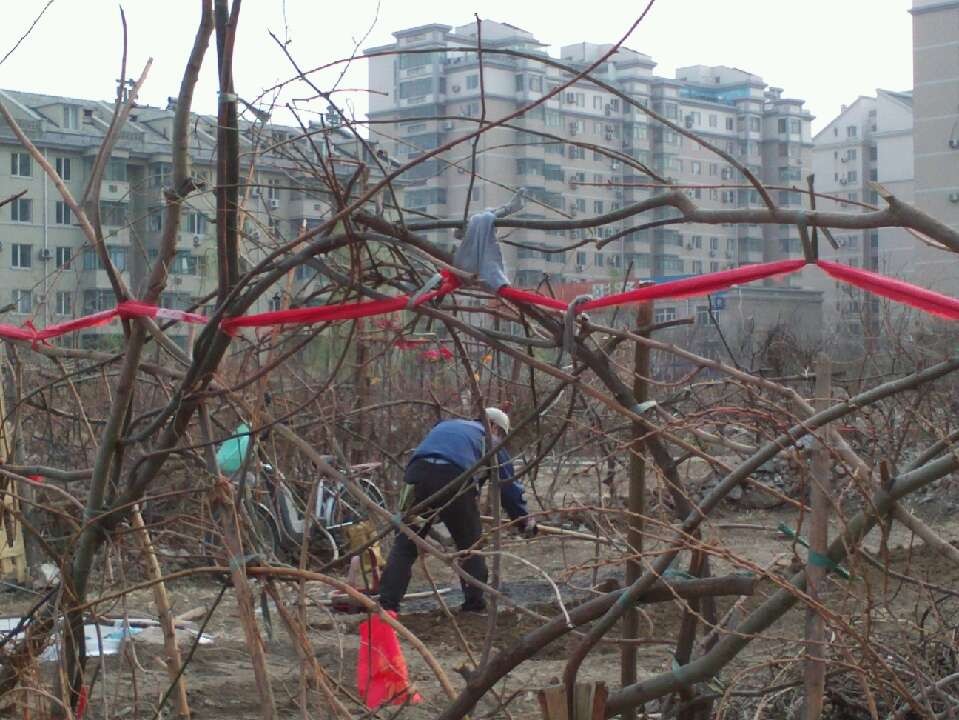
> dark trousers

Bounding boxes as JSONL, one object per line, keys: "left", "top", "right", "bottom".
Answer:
{"left": 378, "top": 459, "right": 487, "bottom": 611}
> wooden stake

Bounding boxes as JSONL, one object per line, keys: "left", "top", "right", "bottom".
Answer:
{"left": 130, "top": 505, "right": 190, "bottom": 720}
{"left": 622, "top": 302, "right": 651, "bottom": 720}
{"left": 803, "top": 353, "right": 832, "bottom": 720}
{"left": 213, "top": 481, "right": 277, "bottom": 720}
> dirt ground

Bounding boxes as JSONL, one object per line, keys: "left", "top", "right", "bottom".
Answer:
{"left": 1, "top": 497, "right": 957, "bottom": 719}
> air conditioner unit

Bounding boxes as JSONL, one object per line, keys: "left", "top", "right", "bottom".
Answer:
{"left": 684, "top": 116, "right": 694, "bottom": 129}
{"left": 950, "top": 192, "right": 959, "bottom": 203}
{"left": 575, "top": 264, "right": 585, "bottom": 272}
{"left": 269, "top": 198, "right": 280, "bottom": 209}
{"left": 685, "top": 243, "right": 693, "bottom": 249}
{"left": 708, "top": 250, "right": 717, "bottom": 257}
{"left": 443, "top": 121, "right": 455, "bottom": 130}
{"left": 840, "top": 156, "right": 848, "bottom": 163}
{"left": 569, "top": 124, "right": 579, "bottom": 136}
{"left": 611, "top": 161, "right": 620, "bottom": 170}
{"left": 38, "top": 248, "right": 52, "bottom": 261}
{"left": 839, "top": 178, "right": 848, "bottom": 185}
{"left": 604, "top": 105, "right": 612, "bottom": 117}
{"left": 451, "top": 85, "right": 461, "bottom": 93}
{"left": 251, "top": 190, "right": 261, "bottom": 198}
{"left": 108, "top": 184, "right": 118, "bottom": 193}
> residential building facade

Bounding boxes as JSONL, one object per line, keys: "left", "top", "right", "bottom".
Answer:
{"left": 909, "top": 0, "right": 959, "bottom": 293}
{"left": 365, "top": 20, "right": 820, "bottom": 334}
{"left": 810, "top": 90, "right": 914, "bottom": 342}
{"left": 0, "top": 90, "right": 374, "bottom": 348}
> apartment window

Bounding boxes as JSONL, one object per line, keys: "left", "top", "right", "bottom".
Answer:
{"left": 55, "top": 246, "right": 72, "bottom": 269}
{"left": 833, "top": 127, "right": 839, "bottom": 137}
{"left": 515, "top": 74, "right": 525, "bottom": 92}
{"left": 789, "top": 119, "right": 801, "bottom": 134}
{"left": 530, "top": 75, "right": 543, "bottom": 92}
{"left": 11, "top": 198, "right": 32, "bottom": 223}
{"left": 55, "top": 157, "right": 72, "bottom": 181}
{"left": 593, "top": 96, "right": 603, "bottom": 110}
{"left": 692, "top": 260, "right": 703, "bottom": 273}
{"left": 654, "top": 307, "right": 677, "bottom": 323}
{"left": 575, "top": 198, "right": 586, "bottom": 212}
{"left": 466, "top": 74, "right": 479, "bottom": 90}
{"left": 725, "top": 117, "right": 734, "bottom": 131}
{"left": 11, "top": 243, "right": 32, "bottom": 269}
{"left": 869, "top": 168, "right": 878, "bottom": 181}
{"left": 691, "top": 161, "right": 702, "bottom": 176}
{"left": 594, "top": 252, "right": 604, "bottom": 266}
{"left": 12, "top": 290, "right": 31, "bottom": 314}
{"left": 593, "top": 200, "right": 604, "bottom": 214}
{"left": 708, "top": 114, "right": 717, "bottom": 128}
{"left": 55, "top": 201, "right": 71, "bottom": 225}
{"left": 749, "top": 117, "right": 760, "bottom": 132}
{"left": 847, "top": 148, "right": 858, "bottom": 161}
{"left": 172, "top": 251, "right": 197, "bottom": 275}
{"left": 575, "top": 251, "right": 587, "bottom": 266}
{"left": 399, "top": 78, "right": 433, "bottom": 98}
{"left": 83, "top": 289, "right": 113, "bottom": 313}
{"left": 696, "top": 305, "right": 717, "bottom": 325}
{"left": 847, "top": 125, "right": 857, "bottom": 138}
{"left": 63, "top": 105, "right": 79, "bottom": 130}
{"left": 778, "top": 143, "right": 789, "bottom": 158}
{"left": 708, "top": 163, "right": 718, "bottom": 177}
{"left": 710, "top": 261, "right": 720, "bottom": 272}
{"left": 55, "top": 291, "right": 72, "bottom": 316}
{"left": 186, "top": 212, "right": 207, "bottom": 235}
{"left": 10, "top": 152, "right": 31, "bottom": 177}
{"left": 869, "top": 145, "right": 878, "bottom": 161}
{"left": 709, "top": 237, "right": 719, "bottom": 251}
{"left": 691, "top": 235, "right": 702, "bottom": 249}
{"left": 778, "top": 118, "right": 787, "bottom": 134}
{"left": 100, "top": 201, "right": 128, "bottom": 227}
{"left": 847, "top": 170, "right": 857, "bottom": 182}
{"left": 150, "top": 162, "right": 172, "bottom": 188}
{"left": 267, "top": 178, "right": 281, "bottom": 200}
{"left": 664, "top": 103, "right": 678, "bottom": 119}
{"left": 83, "top": 246, "right": 127, "bottom": 272}
{"left": 105, "top": 158, "right": 127, "bottom": 182}
{"left": 149, "top": 209, "right": 163, "bottom": 233}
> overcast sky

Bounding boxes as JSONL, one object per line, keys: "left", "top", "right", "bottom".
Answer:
{"left": 1, "top": 0, "right": 914, "bottom": 133}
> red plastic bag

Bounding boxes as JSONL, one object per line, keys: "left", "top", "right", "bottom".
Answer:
{"left": 357, "top": 611, "right": 423, "bottom": 708}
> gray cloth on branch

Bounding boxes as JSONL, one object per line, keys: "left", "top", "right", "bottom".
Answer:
{"left": 453, "top": 210, "right": 511, "bottom": 291}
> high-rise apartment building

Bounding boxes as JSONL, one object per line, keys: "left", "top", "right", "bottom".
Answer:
{"left": 909, "top": 0, "right": 959, "bottom": 293}
{"left": 0, "top": 90, "right": 373, "bottom": 348}
{"left": 810, "top": 90, "right": 914, "bottom": 338}
{"left": 366, "top": 20, "right": 816, "bottom": 298}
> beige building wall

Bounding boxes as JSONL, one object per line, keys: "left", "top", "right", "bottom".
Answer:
{"left": 910, "top": 0, "right": 959, "bottom": 293}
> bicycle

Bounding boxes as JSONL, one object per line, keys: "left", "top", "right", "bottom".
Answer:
{"left": 203, "top": 424, "right": 388, "bottom": 568}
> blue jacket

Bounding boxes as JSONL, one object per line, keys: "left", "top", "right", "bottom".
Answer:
{"left": 409, "top": 419, "right": 529, "bottom": 520}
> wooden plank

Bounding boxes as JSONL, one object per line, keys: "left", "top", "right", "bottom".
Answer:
{"left": 802, "top": 353, "right": 832, "bottom": 720}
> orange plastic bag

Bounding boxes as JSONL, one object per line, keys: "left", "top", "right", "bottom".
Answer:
{"left": 357, "top": 611, "right": 423, "bottom": 708}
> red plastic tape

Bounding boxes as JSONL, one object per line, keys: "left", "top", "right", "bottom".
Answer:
{"left": 817, "top": 259, "right": 959, "bottom": 320}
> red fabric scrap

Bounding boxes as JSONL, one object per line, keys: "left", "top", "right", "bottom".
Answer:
{"left": 580, "top": 259, "right": 807, "bottom": 312}
{"left": 357, "top": 610, "right": 422, "bottom": 708}
{"left": 421, "top": 347, "right": 453, "bottom": 362}
{"left": 817, "top": 259, "right": 959, "bottom": 320}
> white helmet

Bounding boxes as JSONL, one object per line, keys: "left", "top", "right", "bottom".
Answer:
{"left": 485, "top": 407, "right": 510, "bottom": 435}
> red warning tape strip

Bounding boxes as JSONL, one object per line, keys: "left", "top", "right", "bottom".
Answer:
{"left": 1, "top": 260, "right": 958, "bottom": 346}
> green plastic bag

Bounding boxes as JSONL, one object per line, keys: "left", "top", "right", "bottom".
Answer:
{"left": 217, "top": 423, "right": 250, "bottom": 474}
